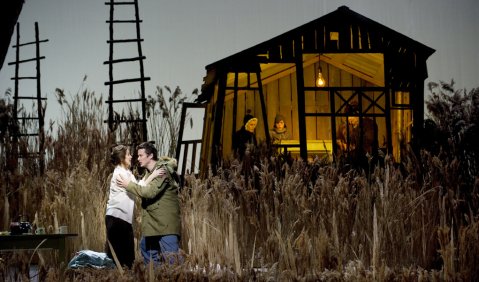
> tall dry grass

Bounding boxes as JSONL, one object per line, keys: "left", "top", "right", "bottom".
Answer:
{"left": 145, "top": 86, "right": 198, "bottom": 156}
{"left": 1, "top": 83, "right": 478, "bottom": 281}
{"left": 179, "top": 149, "right": 478, "bottom": 281}
{"left": 1, "top": 88, "right": 113, "bottom": 275}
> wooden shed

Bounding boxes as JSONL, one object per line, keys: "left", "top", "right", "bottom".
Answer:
{"left": 176, "top": 6, "right": 435, "bottom": 176}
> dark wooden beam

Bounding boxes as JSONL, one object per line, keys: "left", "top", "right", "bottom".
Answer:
{"left": 294, "top": 38, "right": 307, "bottom": 160}
{"left": 256, "top": 70, "right": 270, "bottom": 144}
{"left": 0, "top": 0, "right": 24, "bottom": 70}
{"left": 210, "top": 72, "right": 227, "bottom": 173}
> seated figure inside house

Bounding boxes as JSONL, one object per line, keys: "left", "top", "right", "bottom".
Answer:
{"left": 269, "top": 114, "right": 290, "bottom": 144}
{"left": 336, "top": 101, "right": 378, "bottom": 169}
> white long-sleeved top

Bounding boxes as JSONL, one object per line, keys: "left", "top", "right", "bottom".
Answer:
{"left": 106, "top": 166, "right": 137, "bottom": 224}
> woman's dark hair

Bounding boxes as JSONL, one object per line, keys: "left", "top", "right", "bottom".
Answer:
{"left": 137, "top": 142, "right": 158, "bottom": 161}
{"left": 110, "top": 145, "right": 128, "bottom": 165}
{"left": 344, "top": 101, "right": 359, "bottom": 115}
{"left": 273, "top": 114, "right": 287, "bottom": 129}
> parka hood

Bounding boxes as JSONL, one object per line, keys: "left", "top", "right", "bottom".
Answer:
{"left": 155, "top": 156, "right": 178, "bottom": 175}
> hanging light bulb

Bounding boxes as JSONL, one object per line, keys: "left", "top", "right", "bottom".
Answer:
{"left": 316, "top": 67, "right": 326, "bottom": 87}
{"left": 316, "top": 54, "right": 326, "bottom": 87}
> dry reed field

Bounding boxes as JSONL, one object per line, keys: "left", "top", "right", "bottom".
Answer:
{"left": 1, "top": 83, "right": 478, "bottom": 281}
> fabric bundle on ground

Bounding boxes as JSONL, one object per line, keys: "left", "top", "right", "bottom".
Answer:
{"left": 68, "top": 250, "right": 116, "bottom": 269}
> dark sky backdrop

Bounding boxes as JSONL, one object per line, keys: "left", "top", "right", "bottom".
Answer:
{"left": 0, "top": 0, "right": 478, "bottom": 130}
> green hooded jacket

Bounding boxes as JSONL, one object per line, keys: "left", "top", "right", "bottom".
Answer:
{"left": 125, "top": 157, "right": 180, "bottom": 237}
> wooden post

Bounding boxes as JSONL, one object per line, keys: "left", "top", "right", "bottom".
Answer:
{"left": 294, "top": 37, "right": 307, "bottom": 160}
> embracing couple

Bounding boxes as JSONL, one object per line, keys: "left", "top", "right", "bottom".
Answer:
{"left": 105, "top": 142, "right": 181, "bottom": 268}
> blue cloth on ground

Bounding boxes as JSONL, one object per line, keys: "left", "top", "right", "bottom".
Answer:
{"left": 67, "top": 250, "right": 116, "bottom": 269}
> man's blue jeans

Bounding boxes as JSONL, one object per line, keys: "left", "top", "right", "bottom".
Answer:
{"left": 140, "top": 235, "right": 180, "bottom": 265}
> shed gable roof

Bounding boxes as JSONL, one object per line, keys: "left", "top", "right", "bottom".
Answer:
{"left": 200, "top": 5, "right": 435, "bottom": 101}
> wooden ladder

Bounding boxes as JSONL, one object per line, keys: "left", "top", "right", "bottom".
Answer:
{"left": 104, "top": 0, "right": 150, "bottom": 143}
{"left": 8, "top": 22, "right": 48, "bottom": 175}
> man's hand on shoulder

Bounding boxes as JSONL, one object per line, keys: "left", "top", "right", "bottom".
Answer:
{"left": 152, "top": 167, "right": 167, "bottom": 178}
{"left": 116, "top": 173, "right": 131, "bottom": 188}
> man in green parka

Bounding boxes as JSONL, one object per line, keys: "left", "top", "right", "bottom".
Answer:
{"left": 117, "top": 142, "right": 180, "bottom": 265}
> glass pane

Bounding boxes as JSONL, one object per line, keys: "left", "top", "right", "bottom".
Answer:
{"left": 393, "top": 91, "right": 411, "bottom": 106}
{"left": 305, "top": 116, "right": 333, "bottom": 160}
{"left": 391, "top": 109, "right": 413, "bottom": 162}
{"left": 303, "top": 53, "right": 385, "bottom": 88}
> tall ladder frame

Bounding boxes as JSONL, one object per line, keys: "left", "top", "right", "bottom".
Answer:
{"left": 8, "top": 22, "right": 48, "bottom": 175}
{"left": 104, "top": 0, "right": 150, "bottom": 143}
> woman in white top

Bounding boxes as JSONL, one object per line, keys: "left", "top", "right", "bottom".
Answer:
{"left": 105, "top": 145, "right": 162, "bottom": 268}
